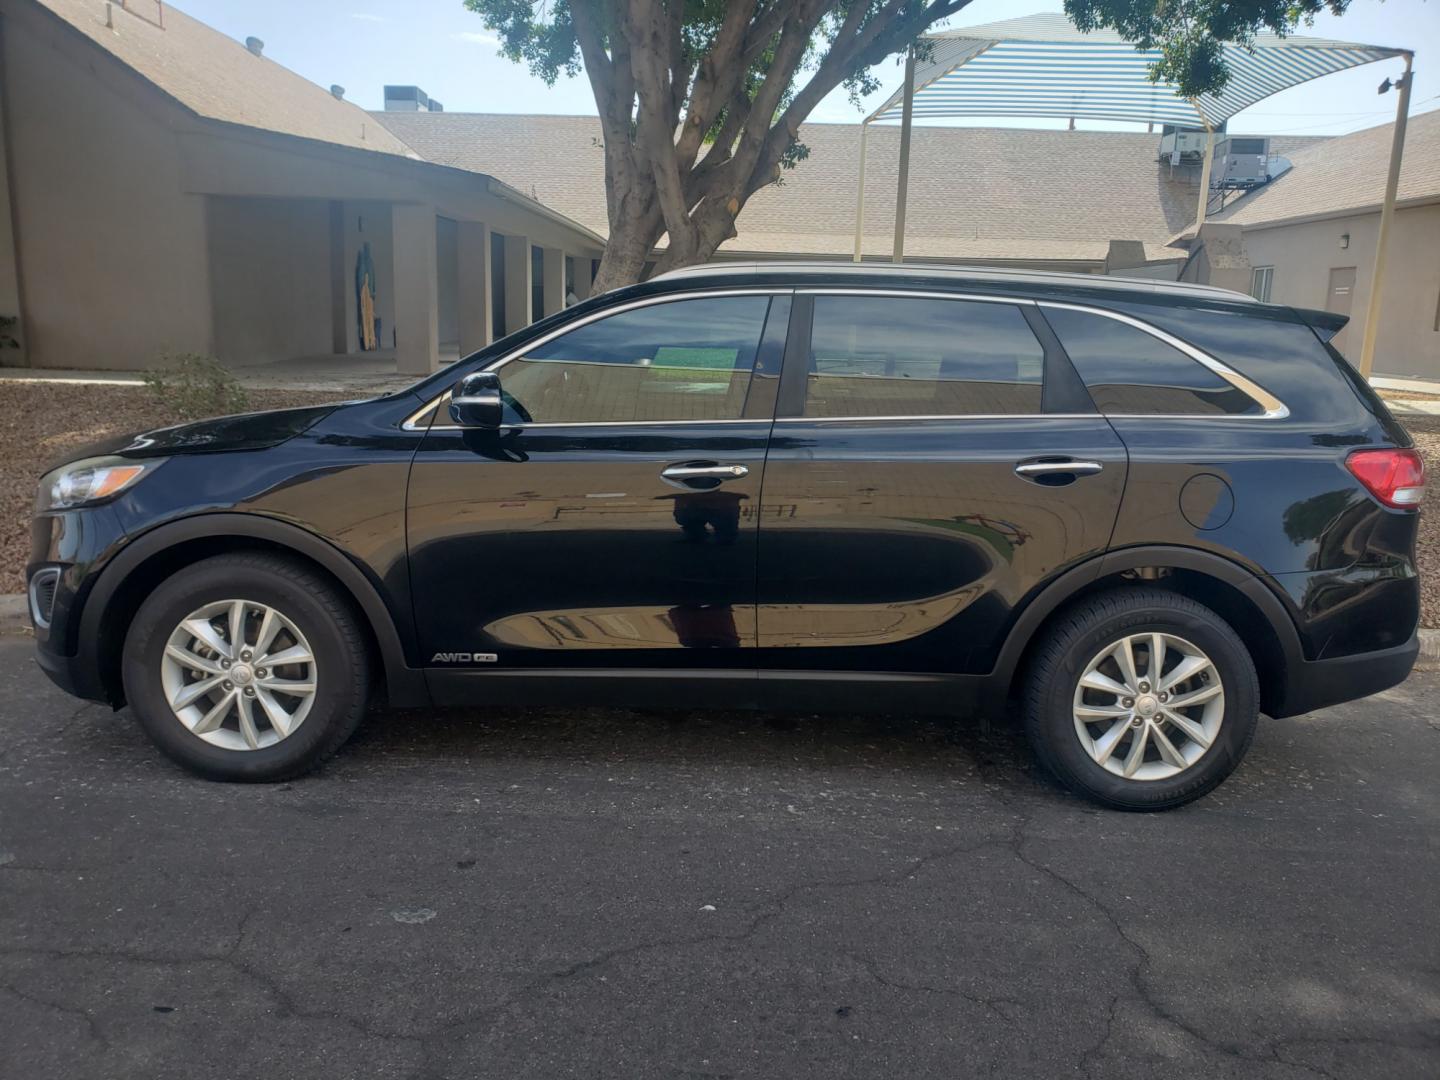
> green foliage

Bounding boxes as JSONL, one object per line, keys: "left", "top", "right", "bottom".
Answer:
{"left": 143, "top": 352, "right": 250, "bottom": 420}
{"left": 1064, "top": 0, "right": 1353, "bottom": 98}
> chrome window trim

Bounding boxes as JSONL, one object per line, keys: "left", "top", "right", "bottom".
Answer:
{"left": 404, "top": 286, "right": 1289, "bottom": 429}
{"left": 773, "top": 413, "right": 1094, "bottom": 424}
{"left": 1036, "top": 300, "right": 1289, "bottom": 420}
{"left": 403, "top": 287, "right": 789, "bottom": 431}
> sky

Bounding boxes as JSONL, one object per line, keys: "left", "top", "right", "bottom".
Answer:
{"left": 170, "top": 0, "right": 1439, "bottom": 137}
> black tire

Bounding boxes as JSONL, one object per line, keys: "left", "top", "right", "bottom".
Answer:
{"left": 1022, "top": 587, "right": 1259, "bottom": 811}
{"left": 121, "top": 553, "right": 370, "bottom": 782}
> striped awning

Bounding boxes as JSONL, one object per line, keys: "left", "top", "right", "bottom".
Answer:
{"left": 870, "top": 13, "right": 1406, "bottom": 127}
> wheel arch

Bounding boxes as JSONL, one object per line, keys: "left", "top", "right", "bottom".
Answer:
{"left": 79, "top": 513, "right": 428, "bottom": 708}
{"left": 992, "top": 545, "right": 1305, "bottom": 716}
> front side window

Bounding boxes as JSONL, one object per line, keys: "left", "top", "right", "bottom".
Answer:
{"left": 498, "top": 295, "right": 772, "bottom": 424}
{"left": 805, "top": 296, "right": 1045, "bottom": 418}
{"left": 1045, "top": 307, "right": 1262, "bottom": 417}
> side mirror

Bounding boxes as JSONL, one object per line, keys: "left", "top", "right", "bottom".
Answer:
{"left": 448, "top": 371, "right": 504, "bottom": 429}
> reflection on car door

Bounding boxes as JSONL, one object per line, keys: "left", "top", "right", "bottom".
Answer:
{"left": 755, "top": 291, "right": 1127, "bottom": 677}
{"left": 407, "top": 292, "right": 789, "bottom": 682}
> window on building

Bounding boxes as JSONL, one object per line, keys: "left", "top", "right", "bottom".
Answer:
{"left": 499, "top": 295, "right": 774, "bottom": 424}
{"left": 1045, "top": 307, "right": 1262, "bottom": 416}
{"left": 490, "top": 233, "right": 507, "bottom": 339}
{"left": 1250, "top": 266, "right": 1274, "bottom": 303}
{"left": 803, "top": 296, "right": 1045, "bottom": 418}
{"left": 530, "top": 246, "right": 545, "bottom": 322}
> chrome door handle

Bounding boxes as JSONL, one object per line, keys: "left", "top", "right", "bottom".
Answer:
{"left": 1015, "top": 460, "right": 1104, "bottom": 478}
{"left": 661, "top": 463, "right": 750, "bottom": 481}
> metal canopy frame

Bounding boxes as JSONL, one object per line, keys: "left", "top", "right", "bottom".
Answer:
{"left": 853, "top": 14, "right": 1413, "bottom": 375}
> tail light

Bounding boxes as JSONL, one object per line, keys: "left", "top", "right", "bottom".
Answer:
{"left": 1346, "top": 448, "right": 1425, "bottom": 509}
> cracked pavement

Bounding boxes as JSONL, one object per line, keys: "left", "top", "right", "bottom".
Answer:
{"left": 1, "top": 638, "right": 1437, "bottom": 1079}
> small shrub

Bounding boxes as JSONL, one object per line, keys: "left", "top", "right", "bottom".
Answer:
{"left": 143, "top": 352, "right": 249, "bottom": 420}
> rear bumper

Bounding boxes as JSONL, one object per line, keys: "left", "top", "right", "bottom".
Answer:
{"left": 1271, "top": 631, "right": 1419, "bottom": 718}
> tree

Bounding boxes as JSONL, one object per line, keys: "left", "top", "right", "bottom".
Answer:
{"left": 466, "top": 1, "right": 1356, "bottom": 289}
{"left": 1063, "top": 1, "right": 1352, "bottom": 99}
{"left": 465, "top": 1, "right": 978, "bottom": 290}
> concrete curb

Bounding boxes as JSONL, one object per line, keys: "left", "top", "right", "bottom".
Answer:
{"left": 1420, "top": 629, "right": 1440, "bottom": 669}
{"left": 2, "top": 590, "right": 1437, "bottom": 667}
{"left": 0, "top": 594, "right": 30, "bottom": 637}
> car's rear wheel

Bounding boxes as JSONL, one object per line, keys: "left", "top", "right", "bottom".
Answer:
{"left": 1023, "top": 588, "right": 1259, "bottom": 810}
{"left": 122, "top": 553, "right": 370, "bottom": 781}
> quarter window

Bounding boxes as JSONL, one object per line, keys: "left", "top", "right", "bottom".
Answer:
{"left": 1044, "top": 307, "right": 1262, "bottom": 417}
{"left": 804, "top": 296, "right": 1044, "bottom": 418}
{"left": 498, "top": 295, "right": 773, "bottom": 424}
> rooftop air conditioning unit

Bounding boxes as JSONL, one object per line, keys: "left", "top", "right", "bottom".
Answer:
{"left": 1215, "top": 136, "right": 1271, "bottom": 189}
{"left": 1158, "top": 125, "right": 1210, "bottom": 164}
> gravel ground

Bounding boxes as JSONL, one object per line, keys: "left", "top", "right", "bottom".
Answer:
{"left": 2, "top": 384, "right": 343, "bottom": 591}
{"left": 4, "top": 383, "right": 1437, "bottom": 627}
{"left": 1399, "top": 414, "right": 1440, "bottom": 629}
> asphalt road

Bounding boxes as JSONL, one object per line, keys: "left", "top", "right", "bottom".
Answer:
{"left": 1, "top": 637, "right": 1437, "bottom": 1080}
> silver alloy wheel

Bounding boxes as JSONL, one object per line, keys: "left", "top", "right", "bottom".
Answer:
{"left": 1072, "top": 632, "right": 1224, "bottom": 781}
{"left": 160, "top": 599, "right": 318, "bottom": 751}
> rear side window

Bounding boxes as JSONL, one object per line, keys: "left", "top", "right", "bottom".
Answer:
{"left": 1044, "top": 307, "right": 1262, "bottom": 417}
{"left": 805, "top": 296, "right": 1044, "bottom": 417}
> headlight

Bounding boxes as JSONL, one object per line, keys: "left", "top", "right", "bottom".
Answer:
{"left": 36, "top": 457, "right": 163, "bottom": 512}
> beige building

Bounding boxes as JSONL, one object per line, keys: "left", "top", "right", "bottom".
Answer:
{"left": 1178, "top": 112, "right": 1440, "bottom": 379}
{"left": 0, "top": 0, "right": 603, "bottom": 375}
{"left": 0, "top": 0, "right": 1434, "bottom": 380}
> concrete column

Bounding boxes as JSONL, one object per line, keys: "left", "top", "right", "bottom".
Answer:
{"left": 542, "top": 245, "right": 566, "bottom": 316}
{"left": 502, "top": 233, "right": 531, "bottom": 334}
{"left": 571, "top": 256, "right": 592, "bottom": 301}
{"left": 392, "top": 204, "right": 440, "bottom": 375}
{"left": 457, "top": 220, "right": 492, "bottom": 354}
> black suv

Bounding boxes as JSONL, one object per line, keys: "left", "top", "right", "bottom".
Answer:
{"left": 28, "top": 264, "right": 1424, "bottom": 809}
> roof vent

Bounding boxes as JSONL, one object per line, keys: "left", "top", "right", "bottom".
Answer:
{"left": 245, "top": 36, "right": 264, "bottom": 57}
{"left": 330, "top": 84, "right": 346, "bottom": 100}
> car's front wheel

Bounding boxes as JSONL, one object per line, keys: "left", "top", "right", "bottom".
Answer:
{"left": 122, "top": 553, "right": 370, "bottom": 781}
{"left": 1023, "top": 588, "right": 1259, "bottom": 810}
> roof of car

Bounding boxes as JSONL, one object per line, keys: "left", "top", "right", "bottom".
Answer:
{"left": 653, "top": 261, "right": 1257, "bottom": 305}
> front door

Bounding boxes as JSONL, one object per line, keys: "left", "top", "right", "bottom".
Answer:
{"left": 755, "top": 291, "right": 1127, "bottom": 676}
{"left": 1326, "top": 266, "right": 1357, "bottom": 354}
{"left": 407, "top": 291, "right": 788, "bottom": 675}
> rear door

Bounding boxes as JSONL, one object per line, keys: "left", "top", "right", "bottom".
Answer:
{"left": 754, "top": 290, "right": 1127, "bottom": 676}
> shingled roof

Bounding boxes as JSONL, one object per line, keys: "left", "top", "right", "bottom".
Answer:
{"left": 33, "top": 0, "right": 416, "bottom": 158}
{"left": 1209, "top": 109, "right": 1440, "bottom": 230}
{"left": 377, "top": 111, "right": 1322, "bottom": 263}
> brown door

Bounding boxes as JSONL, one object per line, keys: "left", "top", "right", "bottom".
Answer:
{"left": 1326, "top": 266, "right": 1357, "bottom": 354}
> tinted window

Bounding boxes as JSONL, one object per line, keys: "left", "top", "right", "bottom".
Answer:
{"left": 500, "top": 295, "right": 772, "bottom": 423}
{"left": 1045, "top": 307, "right": 1261, "bottom": 416}
{"left": 805, "top": 296, "right": 1044, "bottom": 418}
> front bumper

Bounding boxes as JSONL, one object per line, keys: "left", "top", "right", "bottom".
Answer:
{"left": 1271, "top": 631, "right": 1419, "bottom": 718}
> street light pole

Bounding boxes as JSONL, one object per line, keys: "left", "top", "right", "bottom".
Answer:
{"left": 1358, "top": 52, "right": 1415, "bottom": 379}
{"left": 853, "top": 120, "right": 869, "bottom": 263}
{"left": 892, "top": 45, "right": 916, "bottom": 264}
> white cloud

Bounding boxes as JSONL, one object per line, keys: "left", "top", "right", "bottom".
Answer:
{"left": 452, "top": 30, "right": 500, "bottom": 46}
{"left": 349, "top": 12, "right": 388, "bottom": 22}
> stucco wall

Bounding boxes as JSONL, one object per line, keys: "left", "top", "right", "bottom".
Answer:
{"left": 1242, "top": 205, "right": 1440, "bottom": 379}
{"left": 1, "top": 2, "right": 212, "bottom": 370}
{"left": 207, "top": 197, "right": 333, "bottom": 366}
{"left": 0, "top": 51, "right": 21, "bottom": 366}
